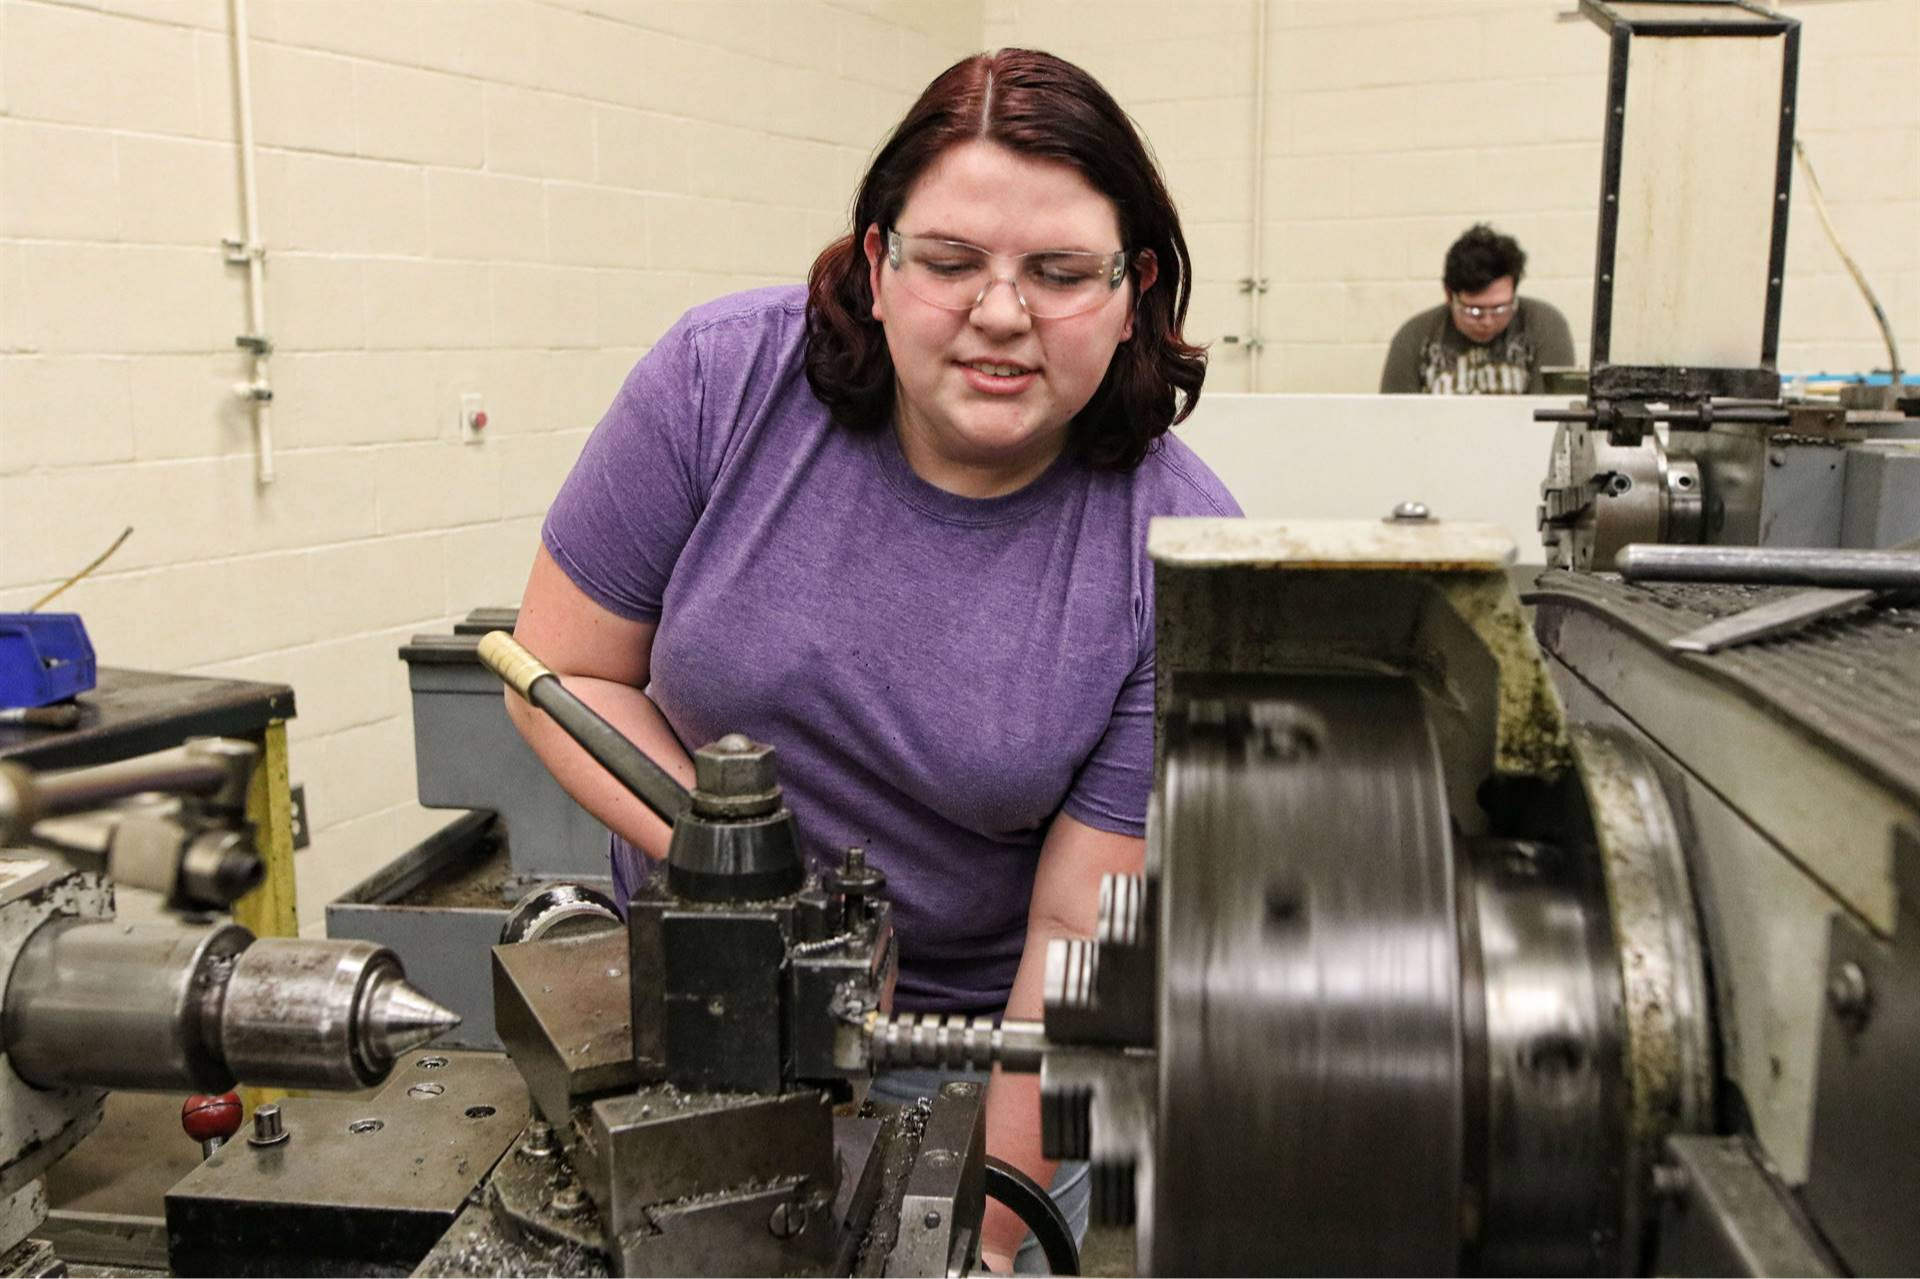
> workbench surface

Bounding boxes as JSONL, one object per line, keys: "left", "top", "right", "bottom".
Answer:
{"left": 0, "top": 667, "right": 295, "bottom": 770}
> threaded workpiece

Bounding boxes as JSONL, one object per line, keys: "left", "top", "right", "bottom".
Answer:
{"left": 866, "top": 1013, "right": 1047, "bottom": 1073}
{"left": 868, "top": 1014, "right": 998, "bottom": 1070}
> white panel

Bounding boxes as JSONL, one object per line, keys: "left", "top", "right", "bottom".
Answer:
{"left": 1608, "top": 33, "right": 1784, "bottom": 367}
{"left": 1177, "top": 393, "right": 1559, "bottom": 562}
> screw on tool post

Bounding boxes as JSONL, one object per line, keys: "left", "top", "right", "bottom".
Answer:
{"left": 824, "top": 846, "right": 887, "bottom": 923}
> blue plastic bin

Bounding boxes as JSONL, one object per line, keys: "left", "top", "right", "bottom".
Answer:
{"left": 0, "top": 614, "right": 97, "bottom": 710}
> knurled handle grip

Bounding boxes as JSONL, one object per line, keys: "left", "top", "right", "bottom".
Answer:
{"left": 477, "top": 631, "right": 552, "bottom": 700}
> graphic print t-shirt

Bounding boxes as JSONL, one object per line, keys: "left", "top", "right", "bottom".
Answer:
{"left": 1379, "top": 298, "right": 1576, "bottom": 395}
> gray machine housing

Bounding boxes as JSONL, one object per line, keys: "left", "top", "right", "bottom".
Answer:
{"left": 329, "top": 609, "right": 611, "bottom": 1049}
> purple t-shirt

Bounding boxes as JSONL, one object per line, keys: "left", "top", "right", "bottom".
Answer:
{"left": 542, "top": 285, "right": 1239, "bottom": 1012}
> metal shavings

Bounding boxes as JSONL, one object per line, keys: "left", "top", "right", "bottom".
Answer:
{"left": 429, "top": 1217, "right": 610, "bottom": 1278}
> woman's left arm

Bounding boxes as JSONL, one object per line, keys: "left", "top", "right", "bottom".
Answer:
{"left": 979, "top": 812, "right": 1145, "bottom": 1268}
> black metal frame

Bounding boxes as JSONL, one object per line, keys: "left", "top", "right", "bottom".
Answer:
{"left": 1582, "top": 0, "right": 1792, "bottom": 39}
{"left": 1579, "top": 0, "right": 1799, "bottom": 402}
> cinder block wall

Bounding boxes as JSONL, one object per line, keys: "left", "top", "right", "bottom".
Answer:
{"left": 990, "top": 0, "right": 1920, "bottom": 392}
{"left": 0, "top": 0, "right": 981, "bottom": 925}
{"left": 2, "top": 0, "right": 1911, "bottom": 925}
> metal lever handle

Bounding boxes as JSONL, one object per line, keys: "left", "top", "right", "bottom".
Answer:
{"left": 476, "top": 631, "right": 691, "bottom": 827}
{"left": 1655, "top": 533, "right": 1920, "bottom": 654}
{"left": 0, "top": 740, "right": 253, "bottom": 847}
{"left": 1619, "top": 545, "right": 1920, "bottom": 590}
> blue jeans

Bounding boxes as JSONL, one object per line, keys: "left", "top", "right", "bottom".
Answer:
{"left": 867, "top": 1067, "right": 1089, "bottom": 1275}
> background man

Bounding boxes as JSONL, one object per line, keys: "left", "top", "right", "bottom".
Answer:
{"left": 1380, "top": 223, "right": 1575, "bottom": 394}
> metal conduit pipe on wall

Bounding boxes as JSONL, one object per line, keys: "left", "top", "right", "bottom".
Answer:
{"left": 1246, "top": 0, "right": 1270, "bottom": 391}
{"left": 226, "top": 0, "right": 275, "bottom": 484}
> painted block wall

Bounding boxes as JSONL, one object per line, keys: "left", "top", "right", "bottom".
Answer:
{"left": 988, "top": 0, "right": 1920, "bottom": 393}
{"left": 0, "top": 0, "right": 981, "bottom": 927}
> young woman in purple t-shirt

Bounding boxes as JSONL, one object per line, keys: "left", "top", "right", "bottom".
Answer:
{"left": 508, "top": 49, "right": 1237, "bottom": 1271}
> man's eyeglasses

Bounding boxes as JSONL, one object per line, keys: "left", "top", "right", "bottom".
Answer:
{"left": 886, "top": 230, "right": 1129, "bottom": 319}
{"left": 1451, "top": 296, "right": 1516, "bottom": 320}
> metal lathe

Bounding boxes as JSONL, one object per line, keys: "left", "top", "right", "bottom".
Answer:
{"left": 8, "top": 490, "right": 1915, "bottom": 1276}
{"left": 5, "top": 0, "right": 1916, "bottom": 1274}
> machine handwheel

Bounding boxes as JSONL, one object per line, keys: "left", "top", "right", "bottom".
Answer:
{"left": 983, "top": 1155, "right": 1079, "bottom": 1275}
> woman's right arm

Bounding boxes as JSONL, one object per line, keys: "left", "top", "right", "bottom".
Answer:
{"left": 505, "top": 544, "right": 696, "bottom": 862}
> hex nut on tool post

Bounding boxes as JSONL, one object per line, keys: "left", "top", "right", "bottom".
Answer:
{"left": 690, "top": 734, "right": 782, "bottom": 819}
{"left": 666, "top": 733, "right": 804, "bottom": 903}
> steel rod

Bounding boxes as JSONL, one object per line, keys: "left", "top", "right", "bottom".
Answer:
{"left": 1619, "top": 545, "right": 1920, "bottom": 589}
{"left": 31, "top": 759, "right": 229, "bottom": 819}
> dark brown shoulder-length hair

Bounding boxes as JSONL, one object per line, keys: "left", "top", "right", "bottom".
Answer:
{"left": 804, "top": 48, "right": 1206, "bottom": 471}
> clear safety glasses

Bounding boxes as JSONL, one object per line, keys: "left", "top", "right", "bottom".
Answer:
{"left": 1451, "top": 296, "right": 1517, "bottom": 320}
{"left": 886, "top": 230, "right": 1129, "bottom": 320}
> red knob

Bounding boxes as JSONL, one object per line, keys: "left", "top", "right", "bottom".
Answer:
{"left": 470, "top": 410, "right": 488, "bottom": 430}
{"left": 181, "top": 1092, "right": 244, "bottom": 1143}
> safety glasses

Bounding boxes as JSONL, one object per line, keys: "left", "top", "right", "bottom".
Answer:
{"left": 886, "top": 230, "right": 1130, "bottom": 320}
